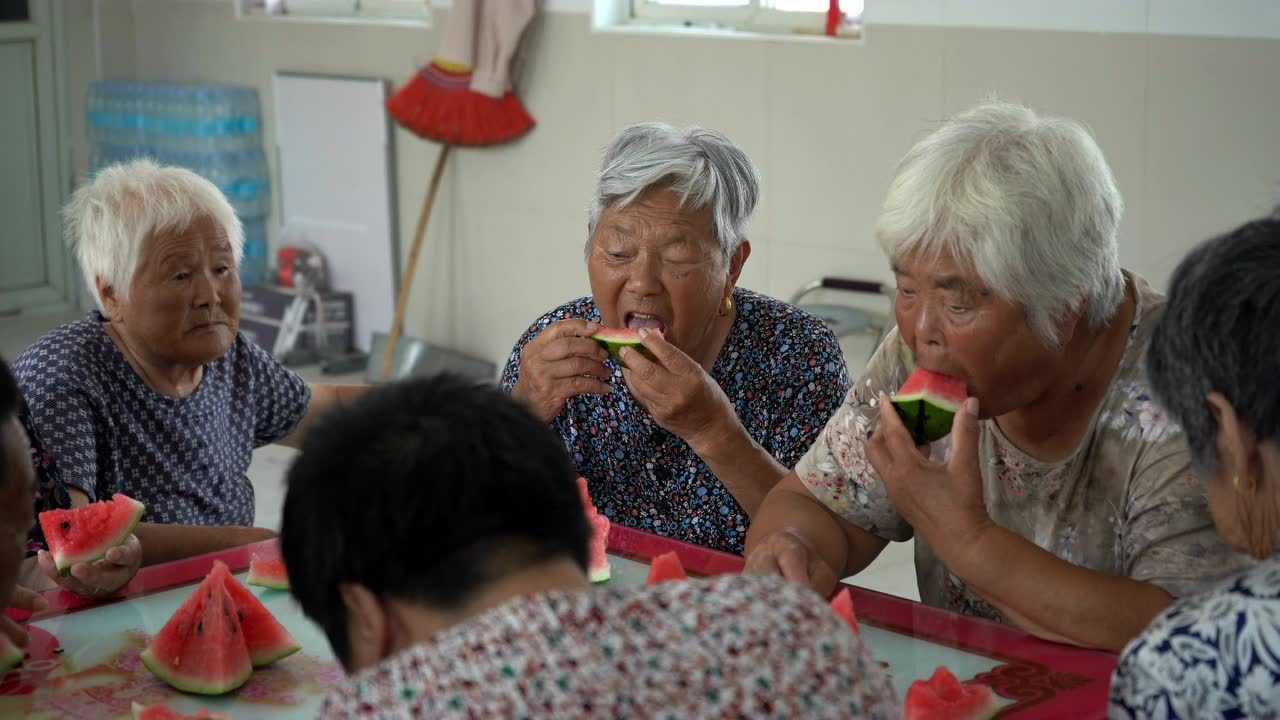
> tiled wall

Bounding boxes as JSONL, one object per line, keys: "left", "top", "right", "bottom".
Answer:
{"left": 66, "top": 0, "right": 1280, "bottom": 374}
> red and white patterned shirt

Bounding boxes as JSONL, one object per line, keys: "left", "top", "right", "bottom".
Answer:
{"left": 321, "top": 574, "right": 898, "bottom": 719}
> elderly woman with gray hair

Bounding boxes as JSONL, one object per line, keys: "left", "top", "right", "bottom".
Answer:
{"left": 743, "top": 100, "right": 1247, "bottom": 651}
{"left": 14, "top": 159, "right": 365, "bottom": 597}
{"left": 1109, "top": 212, "right": 1280, "bottom": 718}
{"left": 501, "top": 123, "right": 850, "bottom": 555}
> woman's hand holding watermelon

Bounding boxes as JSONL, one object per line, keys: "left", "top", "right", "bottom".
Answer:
{"left": 37, "top": 532, "right": 141, "bottom": 598}
{"left": 512, "top": 319, "right": 614, "bottom": 423}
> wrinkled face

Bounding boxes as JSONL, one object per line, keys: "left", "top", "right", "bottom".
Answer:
{"left": 893, "top": 251, "right": 1061, "bottom": 418}
{"left": 0, "top": 418, "right": 36, "bottom": 610}
{"left": 587, "top": 188, "right": 736, "bottom": 359}
{"left": 106, "top": 215, "right": 241, "bottom": 367}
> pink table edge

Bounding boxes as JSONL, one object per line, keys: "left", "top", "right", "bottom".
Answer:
{"left": 28, "top": 527, "right": 1117, "bottom": 719}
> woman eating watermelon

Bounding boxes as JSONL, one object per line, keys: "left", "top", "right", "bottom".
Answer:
{"left": 502, "top": 123, "right": 850, "bottom": 555}
{"left": 281, "top": 375, "right": 898, "bottom": 719}
{"left": 744, "top": 100, "right": 1248, "bottom": 652}
{"left": 12, "top": 160, "right": 367, "bottom": 580}
{"left": 1110, "top": 212, "right": 1280, "bottom": 717}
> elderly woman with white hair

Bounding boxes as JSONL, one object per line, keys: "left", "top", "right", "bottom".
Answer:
{"left": 501, "top": 123, "right": 850, "bottom": 555}
{"left": 14, "top": 159, "right": 365, "bottom": 597}
{"left": 743, "top": 101, "right": 1247, "bottom": 651}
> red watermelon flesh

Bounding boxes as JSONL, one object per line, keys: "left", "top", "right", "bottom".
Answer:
{"left": 591, "top": 328, "right": 654, "bottom": 361}
{"left": 892, "top": 368, "right": 969, "bottom": 445}
{"left": 904, "top": 666, "right": 998, "bottom": 720}
{"left": 209, "top": 561, "right": 300, "bottom": 667}
{"left": 830, "top": 588, "right": 860, "bottom": 635}
{"left": 0, "top": 634, "right": 23, "bottom": 673}
{"left": 577, "top": 477, "right": 612, "bottom": 583}
{"left": 645, "top": 551, "right": 688, "bottom": 585}
{"left": 246, "top": 556, "right": 289, "bottom": 591}
{"left": 131, "top": 702, "right": 230, "bottom": 720}
{"left": 38, "top": 493, "right": 145, "bottom": 575}
{"left": 141, "top": 571, "right": 252, "bottom": 695}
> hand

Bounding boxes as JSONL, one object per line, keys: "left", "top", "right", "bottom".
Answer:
{"left": 866, "top": 393, "right": 992, "bottom": 551}
{"left": 512, "top": 319, "right": 613, "bottom": 423}
{"left": 1, "top": 586, "right": 48, "bottom": 649}
{"left": 619, "top": 328, "right": 736, "bottom": 452}
{"left": 743, "top": 528, "right": 839, "bottom": 596}
{"left": 38, "top": 533, "right": 141, "bottom": 598}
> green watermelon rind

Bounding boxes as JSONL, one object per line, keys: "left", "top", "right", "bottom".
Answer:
{"left": 49, "top": 495, "right": 146, "bottom": 576}
{"left": 245, "top": 558, "right": 290, "bottom": 591}
{"left": 0, "top": 635, "right": 24, "bottom": 673}
{"left": 138, "top": 646, "right": 251, "bottom": 696}
{"left": 591, "top": 331, "right": 654, "bottom": 362}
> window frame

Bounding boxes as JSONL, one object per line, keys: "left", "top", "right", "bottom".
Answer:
{"left": 632, "top": 0, "right": 862, "bottom": 33}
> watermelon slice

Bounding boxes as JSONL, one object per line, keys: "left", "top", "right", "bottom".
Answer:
{"left": 904, "top": 666, "right": 998, "bottom": 720}
{"left": 246, "top": 556, "right": 289, "bottom": 591}
{"left": 577, "top": 477, "right": 611, "bottom": 583}
{"left": 209, "top": 561, "right": 300, "bottom": 667}
{"left": 891, "top": 369, "right": 968, "bottom": 445}
{"left": 645, "top": 551, "right": 688, "bottom": 585}
{"left": 0, "top": 634, "right": 23, "bottom": 673}
{"left": 131, "top": 702, "right": 230, "bottom": 720}
{"left": 141, "top": 570, "right": 253, "bottom": 695}
{"left": 38, "top": 493, "right": 145, "bottom": 575}
{"left": 830, "top": 587, "right": 860, "bottom": 635}
{"left": 591, "top": 328, "right": 654, "bottom": 361}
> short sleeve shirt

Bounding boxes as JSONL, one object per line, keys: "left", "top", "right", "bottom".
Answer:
{"left": 500, "top": 288, "right": 851, "bottom": 554}
{"left": 14, "top": 312, "right": 311, "bottom": 526}
{"left": 795, "top": 274, "right": 1250, "bottom": 621}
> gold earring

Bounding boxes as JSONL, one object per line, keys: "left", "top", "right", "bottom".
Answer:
{"left": 719, "top": 294, "right": 734, "bottom": 317}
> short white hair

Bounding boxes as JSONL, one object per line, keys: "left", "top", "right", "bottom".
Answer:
{"left": 875, "top": 101, "right": 1125, "bottom": 347}
{"left": 587, "top": 122, "right": 760, "bottom": 262}
{"left": 66, "top": 159, "right": 244, "bottom": 311}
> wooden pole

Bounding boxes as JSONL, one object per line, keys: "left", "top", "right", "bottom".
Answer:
{"left": 381, "top": 143, "right": 452, "bottom": 380}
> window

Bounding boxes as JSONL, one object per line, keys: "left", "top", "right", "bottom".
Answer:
{"left": 239, "top": 0, "right": 429, "bottom": 25}
{"left": 633, "top": 0, "right": 863, "bottom": 35}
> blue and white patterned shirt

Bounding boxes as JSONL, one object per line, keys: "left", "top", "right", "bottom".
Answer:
{"left": 501, "top": 288, "right": 851, "bottom": 555}
{"left": 1110, "top": 559, "right": 1279, "bottom": 719}
{"left": 14, "top": 312, "right": 310, "bottom": 526}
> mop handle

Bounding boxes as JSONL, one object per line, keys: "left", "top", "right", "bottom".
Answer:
{"left": 382, "top": 144, "right": 453, "bottom": 380}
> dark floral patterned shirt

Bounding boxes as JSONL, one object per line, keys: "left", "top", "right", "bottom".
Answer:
{"left": 19, "top": 403, "right": 70, "bottom": 557}
{"left": 501, "top": 288, "right": 850, "bottom": 554}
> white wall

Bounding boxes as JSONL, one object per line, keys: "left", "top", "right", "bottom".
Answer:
{"left": 67, "top": 0, "right": 1280, "bottom": 372}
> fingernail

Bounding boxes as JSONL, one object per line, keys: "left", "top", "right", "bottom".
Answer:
{"left": 965, "top": 397, "right": 979, "bottom": 416}
{"left": 638, "top": 328, "right": 649, "bottom": 338}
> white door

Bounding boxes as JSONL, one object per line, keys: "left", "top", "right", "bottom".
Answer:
{"left": 0, "top": 1, "right": 73, "bottom": 315}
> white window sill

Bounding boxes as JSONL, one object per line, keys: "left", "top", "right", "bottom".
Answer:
{"left": 593, "top": 19, "right": 864, "bottom": 45}
{"left": 235, "top": 10, "right": 430, "bottom": 29}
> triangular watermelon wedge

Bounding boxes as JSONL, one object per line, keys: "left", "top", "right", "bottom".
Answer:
{"left": 577, "top": 477, "right": 612, "bottom": 583}
{"left": 645, "top": 551, "right": 688, "bottom": 585}
{"left": 892, "top": 368, "right": 968, "bottom": 445}
{"left": 904, "top": 666, "right": 998, "bottom": 720}
{"left": 38, "top": 493, "right": 145, "bottom": 575}
{"left": 830, "top": 587, "right": 860, "bottom": 635}
{"left": 591, "top": 328, "right": 655, "bottom": 361}
{"left": 209, "top": 561, "right": 300, "bottom": 667}
{"left": 246, "top": 556, "right": 290, "bottom": 591}
{"left": 141, "top": 570, "right": 252, "bottom": 695}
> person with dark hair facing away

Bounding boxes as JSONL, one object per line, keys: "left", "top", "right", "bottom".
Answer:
{"left": 281, "top": 374, "right": 898, "bottom": 719}
{"left": 1109, "top": 211, "right": 1280, "bottom": 718}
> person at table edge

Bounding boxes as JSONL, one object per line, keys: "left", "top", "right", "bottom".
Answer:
{"left": 14, "top": 159, "right": 367, "bottom": 595}
{"left": 743, "top": 100, "right": 1249, "bottom": 651}
{"left": 501, "top": 122, "right": 851, "bottom": 555}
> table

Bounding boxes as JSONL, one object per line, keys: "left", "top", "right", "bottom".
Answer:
{"left": 1, "top": 526, "right": 1117, "bottom": 718}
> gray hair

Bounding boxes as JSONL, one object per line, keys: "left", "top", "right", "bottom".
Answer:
{"left": 587, "top": 123, "right": 760, "bottom": 261}
{"left": 875, "top": 101, "right": 1125, "bottom": 347}
{"left": 66, "top": 158, "right": 244, "bottom": 311}
{"left": 1147, "top": 211, "right": 1280, "bottom": 474}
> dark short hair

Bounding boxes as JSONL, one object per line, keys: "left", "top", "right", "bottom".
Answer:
{"left": 1147, "top": 211, "right": 1280, "bottom": 472}
{"left": 280, "top": 373, "right": 590, "bottom": 665}
{"left": 0, "top": 357, "right": 19, "bottom": 489}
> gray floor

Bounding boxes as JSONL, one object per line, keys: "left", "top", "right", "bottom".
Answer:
{"left": 2, "top": 309, "right": 919, "bottom": 601}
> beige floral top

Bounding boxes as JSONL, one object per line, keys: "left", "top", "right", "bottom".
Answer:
{"left": 796, "top": 274, "right": 1250, "bottom": 622}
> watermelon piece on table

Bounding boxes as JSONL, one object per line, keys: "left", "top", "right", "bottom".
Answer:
{"left": 131, "top": 702, "right": 230, "bottom": 720}
{"left": 209, "top": 561, "right": 300, "bottom": 667}
{"left": 645, "top": 551, "right": 688, "bottom": 585}
{"left": 891, "top": 368, "right": 968, "bottom": 445}
{"left": 591, "top": 328, "right": 654, "bottom": 361}
{"left": 37, "top": 493, "right": 145, "bottom": 575}
{"left": 830, "top": 587, "right": 860, "bottom": 635}
{"left": 0, "top": 634, "right": 23, "bottom": 673}
{"left": 246, "top": 556, "right": 289, "bottom": 591}
{"left": 141, "top": 569, "right": 252, "bottom": 695}
{"left": 904, "top": 666, "right": 998, "bottom": 720}
{"left": 577, "top": 477, "right": 611, "bottom": 583}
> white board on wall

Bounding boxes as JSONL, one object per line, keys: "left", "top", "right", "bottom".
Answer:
{"left": 273, "top": 72, "right": 398, "bottom": 352}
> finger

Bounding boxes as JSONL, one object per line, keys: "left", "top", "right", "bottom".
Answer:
{"left": 742, "top": 547, "right": 783, "bottom": 577}
{"left": 0, "top": 615, "right": 28, "bottom": 649}
{"left": 544, "top": 357, "right": 612, "bottom": 382}
{"left": 618, "top": 345, "right": 660, "bottom": 379}
{"left": 7, "top": 586, "right": 48, "bottom": 613}
{"left": 946, "top": 397, "right": 982, "bottom": 474}
{"left": 543, "top": 335, "right": 610, "bottom": 364}
{"left": 37, "top": 550, "right": 59, "bottom": 581}
{"left": 775, "top": 544, "right": 814, "bottom": 585}
{"left": 542, "top": 318, "right": 602, "bottom": 341}
{"left": 634, "top": 328, "right": 684, "bottom": 369}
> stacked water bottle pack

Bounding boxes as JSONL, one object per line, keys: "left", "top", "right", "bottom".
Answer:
{"left": 87, "top": 81, "right": 272, "bottom": 285}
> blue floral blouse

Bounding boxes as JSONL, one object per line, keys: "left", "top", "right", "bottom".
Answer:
{"left": 501, "top": 288, "right": 851, "bottom": 554}
{"left": 1110, "top": 559, "right": 1279, "bottom": 719}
